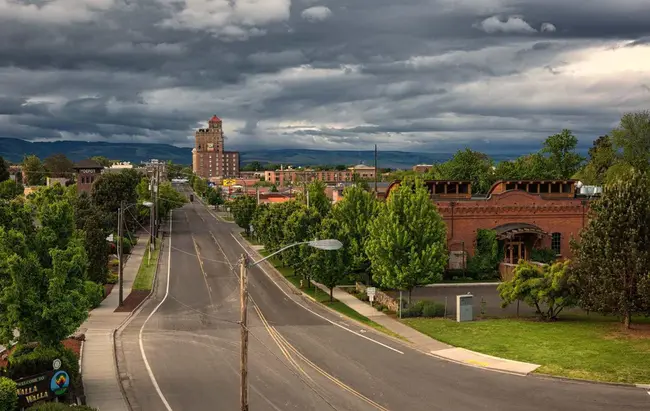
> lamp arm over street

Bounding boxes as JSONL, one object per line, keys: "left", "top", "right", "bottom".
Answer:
{"left": 249, "top": 241, "right": 309, "bottom": 267}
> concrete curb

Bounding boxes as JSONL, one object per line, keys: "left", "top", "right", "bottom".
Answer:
{"left": 424, "top": 282, "right": 501, "bottom": 287}
{"left": 113, "top": 227, "right": 166, "bottom": 411}
{"left": 532, "top": 373, "right": 650, "bottom": 389}
{"left": 78, "top": 339, "right": 86, "bottom": 405}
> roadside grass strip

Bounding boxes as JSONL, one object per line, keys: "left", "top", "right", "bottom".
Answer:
{"left": 133, "top": 238, "right": 161, "bottom": 291}
{"left": 403, "top": 314, "right": 650, "bottom": 384}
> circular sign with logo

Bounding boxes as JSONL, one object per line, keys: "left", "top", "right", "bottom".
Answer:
{"left": 50, "top": 371, "right": 70, "bottom": 396}
{"left": 53, "top": 359, "right": 61, "bottom": 370}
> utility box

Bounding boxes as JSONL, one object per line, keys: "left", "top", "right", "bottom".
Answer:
{"left": 456, "top": 294, "right": 473, "bottom": 322}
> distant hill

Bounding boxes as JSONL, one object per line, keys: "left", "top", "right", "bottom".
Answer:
{"left": 0, "top": 138, "right": 520, "bottom": 169}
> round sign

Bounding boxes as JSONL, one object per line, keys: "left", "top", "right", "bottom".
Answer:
{"left": 53, "top": 359, "right": 61, "bottom": 370}
{"left": 50, "top": 370, "right": 70, "bottom": 396}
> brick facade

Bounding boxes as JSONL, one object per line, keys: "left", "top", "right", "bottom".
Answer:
{"left": 193, "top": 116, "right": 240, "bottom": 178}
{"left": 73, "top": 159, "right": 104, "bottom": 194}
{"left": 386, "top": 180, "right": 593, "bottom": 263}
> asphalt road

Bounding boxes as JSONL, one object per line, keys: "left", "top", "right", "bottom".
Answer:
{"left": 116, "top": 187, "right": 650, "bottom": 411}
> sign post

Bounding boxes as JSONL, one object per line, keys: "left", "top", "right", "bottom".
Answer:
{"left": 366, "top": 287, "right": 376, "bottom": 307}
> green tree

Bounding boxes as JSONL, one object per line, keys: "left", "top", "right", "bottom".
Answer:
{"left": 498, "top": 260, "right": 576, "bottom": 320}
{"left": 541, "top": 129, "right": 585, "bottom": 179}
{"left": 570, "top": 170, "right": 650, "bottom": 328}
{"left": 207, "top": 187, "right": 224, "bottom": 207}
{"left": 193, "top": 177, "right": 209, "bottom": 197}
{"left": 439, "top": 149, "right": 495, "bottom": 194}
{"left": 612, "top": 110, "right": 650, "bottom": 173}
{"left": 296, "top": 180, "right": 331, "bottom": 216}
{"left": 365, "top": 179, "right": 447, "bottom": 300}
{"left": 22, "top": 155, "right": 46, "bottom": 186}
{"left": 231, "top": 195, "right": 257, "bottom": 235}
{"left": 43, "top": 153, "right": 74, "bottom": 178}
{"left": 0, "top": 180, "right": 23, "bottom": 200}
{"left": 91, "top": 156, "right": 112, "bottom": 167}
{"left": 494, "top": 153, "right": 553, "bottom": 181}
{"left": 84, "top": 215, "right": 109, "bottom": 283}
{"left": 283, "top": 205, "right": 322, "bottom": 281}
{"left": 575, "top": 135, "right": 617, "bottom": 185}
{"left": 242, "top": 161, "right": 264, "bottom": 171}
{"left": 0, "top": 228, "right": 89, "bottom": 347}
{"left": 309, "top": 218, "right": 348, "bottom": 301}
{"left": 329, "top": 185, "right": 377, "bottom": 282}
{"left": 92, "top": 169, "right": 140, "bottom": 230}
{"left": 0, "top": 156, "right": 9, "bottom": 182}
{"left": 252, "top": 201, "right": 302, "bottom": 256}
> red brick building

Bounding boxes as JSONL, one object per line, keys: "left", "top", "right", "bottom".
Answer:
{"left": 73, "top": 159, "right": 104, "bottom": 194}
{"left": 192, "top": 115, "right": 240, "bottom": 179}
{"left": 386, "top": 180, "right": 594, "bottom": 268}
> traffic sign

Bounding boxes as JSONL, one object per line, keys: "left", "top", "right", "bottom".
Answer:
{"left": 53, "top": 358, "right": 61, "bottom": 370}
{"left": 223, "top": 179, "right": 236, "bottom": 187}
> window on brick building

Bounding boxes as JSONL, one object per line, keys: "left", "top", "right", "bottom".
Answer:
{"left": 551, "top": 232, "right": 561, "bottom": 255}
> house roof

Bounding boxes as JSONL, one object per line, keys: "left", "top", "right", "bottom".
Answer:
{"left": 72, "top": 159, "right": 103, "bottom": 170}
{"left": 209, "top": 115, "right": 222, "bottom": 122}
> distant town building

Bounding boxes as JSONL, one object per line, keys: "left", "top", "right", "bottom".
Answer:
{"left": 412, "top": 164, "right": 434, "bottom": 173}
{"left": 264, "top": 167, "right": 353, "bottom": 187}
{"left": 110, "top": 162, "right": 134, "bottom": 169}
{"left": 192, "top": 116, "right": 240, "bottom": 179}
{"left": 348, "top": 164, "right": 376, "bottom": 180}
{"left": 386, "top": 179, "right": 599, "bottom": 278}
{"left": 73, "top": 159, "right": 104, "bottom": 194}
{"left": 46, "top": 177, "right": 68, "bottom": 187}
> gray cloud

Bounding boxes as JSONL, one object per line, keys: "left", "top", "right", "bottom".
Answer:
{"left": 0, "top": 0, "right": 649, "bottom": 153}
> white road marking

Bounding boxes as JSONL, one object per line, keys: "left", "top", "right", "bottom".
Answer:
{"left": 229, "top": 232, "right": 404, "bottom": 355}
{"left": 139, "top": 212, "right": 174, "bottom": 411}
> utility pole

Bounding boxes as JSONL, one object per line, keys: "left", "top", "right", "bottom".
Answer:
{"left": 149, "top": 167, "right": 155, "bottom": 252}
{"left": 374, "top": 144, "right": 378, "bottom": 196}
{"left": 118, "top": 200, "right": 124, "bottom": 307}
{"left": 306, "top": 189, "right": 310, "bottom": 208}
{"left": 239, "top": 254, "right": 249, "bottom": 411}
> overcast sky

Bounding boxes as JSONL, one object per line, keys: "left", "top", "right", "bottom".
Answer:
{"left": 1, "top": 0, "right": 649, "bottom": 152}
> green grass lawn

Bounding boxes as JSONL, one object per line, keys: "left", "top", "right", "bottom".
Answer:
{"left": 404, "top": 314, "right": 650, "bottom": 384}
{"left": 132, "top": 239, "right": 160, "bottom": 291}
{"left": 258, "top": 249, "right": 403, "bottom": 339}
{"left": 240, "top": 232, "right": 260, "bottom": 245}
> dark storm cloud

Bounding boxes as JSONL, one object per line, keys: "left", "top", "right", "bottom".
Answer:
{"left": 0, "top": 0, "right": 649, "bottom": 151}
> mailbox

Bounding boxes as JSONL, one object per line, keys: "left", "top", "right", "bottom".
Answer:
{"left": 456, "top": 294, "right": 473, "bottom": 322}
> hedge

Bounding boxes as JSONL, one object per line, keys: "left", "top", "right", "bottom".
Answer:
{"left": 5, "top": 344, "right": 80, "bottom": 403}
{"left": 31, "top": 403, "right": 98, "bottom": 410}
{"left": 0, "top": 377, "right": 17, "bottom": 411}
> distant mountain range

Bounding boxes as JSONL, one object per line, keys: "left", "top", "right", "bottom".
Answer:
{"left": 0, "top": 138, "right": 520, "bottom": 169}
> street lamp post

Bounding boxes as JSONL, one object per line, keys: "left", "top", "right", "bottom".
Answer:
{"left": 238, "top": 239, "right": 343, "bottom": 411}
{"left": 117, "top": 200, "right": 154, "bottom": 307}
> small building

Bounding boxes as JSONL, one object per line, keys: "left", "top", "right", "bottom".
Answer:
{"left": 412, "top": 164, "right": 434, "bottom": 173}
{"left": 73, "top": 159, "right": 104, "bottom": 194}
{"left": 46, "top": 177, "right": 69, "bottom": 187}
{"left": 348, "top": 164, "right": 376, "bottom": 180}
{"left": 386, "top": 180, "right": 597, "bottom": 273}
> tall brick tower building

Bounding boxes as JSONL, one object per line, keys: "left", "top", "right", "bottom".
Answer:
{"left": 192, "top": 115, "right": 240, "bottom": 179}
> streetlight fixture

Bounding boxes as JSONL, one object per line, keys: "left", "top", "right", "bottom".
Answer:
{"left": 238, "top": 238, "right": 343, "bottom": 411}
{"left": 117, "top": 200, "right": 154, "bottom": 307}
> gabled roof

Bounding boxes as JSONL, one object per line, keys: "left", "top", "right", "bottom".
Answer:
{"left": 73, "top": 159, "right": 103, "bottom": 170}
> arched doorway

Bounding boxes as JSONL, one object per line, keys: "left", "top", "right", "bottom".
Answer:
{"left": 494, "top": 223, "right": 548, "bottom": 264}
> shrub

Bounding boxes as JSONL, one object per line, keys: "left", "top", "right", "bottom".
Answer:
{"left": 6, "top": 344, "right": 79, "bottom": 402}
{"left": 421, "top": 301, "right": 445, "bottom": 318}
{"left": 0, "top": 377, "right": 17, "bottom": 411}
{"left": 121, "top": 237, "right": 132, "bottom": 255}
{"left": 531, "top": 248, "right": 557, "bottom": 264}
{"left": 84, "top": 281, "right": 105, "bottom": 309}
{"left": 31, "top": 403, "right": 98, "bottom": 410}
{"left": 106, "top": 273, "right": 118, "bottom": 284}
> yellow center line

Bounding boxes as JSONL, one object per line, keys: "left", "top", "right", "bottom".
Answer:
{"left": 252, "top": 304, "right": 312, "bottom": 383}
{"left": 253, "top": 304, "right": 390, "bottom": 411}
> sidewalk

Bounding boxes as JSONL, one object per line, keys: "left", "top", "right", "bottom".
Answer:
{"left": 80, "top": 232, "right": 148, "bottom": 411}
{"left": 312, "top": 282, "right": 540, "bottom": 375}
